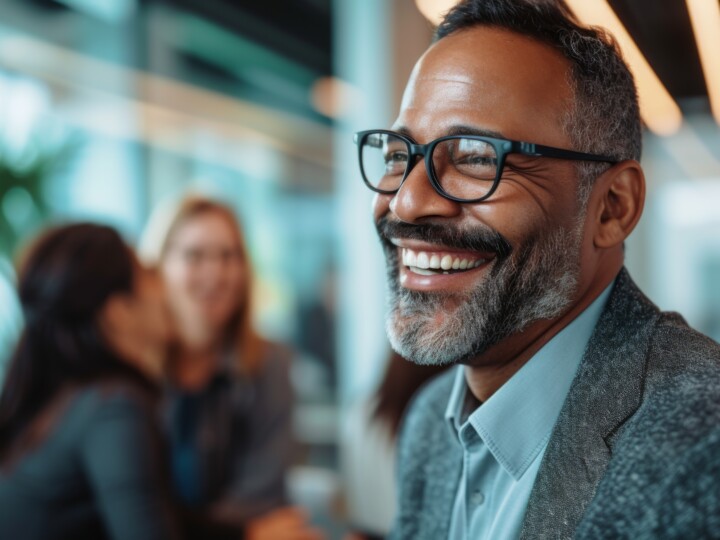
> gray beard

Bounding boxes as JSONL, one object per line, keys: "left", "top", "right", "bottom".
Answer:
{"left": 384, "top": 224, "right": 583, "bottom": 366}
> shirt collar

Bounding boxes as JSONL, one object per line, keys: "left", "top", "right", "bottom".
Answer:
{"left": 444, "top": 281, "right": 614, "bottom": 480}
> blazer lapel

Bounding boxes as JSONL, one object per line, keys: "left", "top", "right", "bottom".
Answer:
{"left": 393, "top": 370, "right": 464, "bottom": 540}
{"left": 520, "top": 269, "right": 661, "bottom": 539}
{"left": 417, "top": 435, "right": 463, "bottom": 539}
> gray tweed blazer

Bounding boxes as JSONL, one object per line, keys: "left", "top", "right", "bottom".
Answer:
{"left": 390, "top": 268, "right": 720, "bottom": 539}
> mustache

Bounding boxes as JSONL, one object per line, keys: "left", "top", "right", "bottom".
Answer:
{"left": 376, "top": 216, "right": 512, "bottom": 258}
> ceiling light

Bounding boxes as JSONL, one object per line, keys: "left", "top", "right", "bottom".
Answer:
{"left": 310, "top": 77, "right": 361, "bottom": 119}
{"left": 567, "top": 0, "right": 683, "bottom": 136}
{"left": 415, "top": 0, "right": 460, "bottom": 26}
{"left": 686, "top": 0, "right": 720, "bottom": 126}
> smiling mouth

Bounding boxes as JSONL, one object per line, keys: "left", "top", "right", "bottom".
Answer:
{"left": 401, "top": 247, "right": 491, "bottom": 276}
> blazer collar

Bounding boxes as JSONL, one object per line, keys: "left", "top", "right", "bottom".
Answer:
{"left": 520, "top": 268, "right": 660, "bottom": 539}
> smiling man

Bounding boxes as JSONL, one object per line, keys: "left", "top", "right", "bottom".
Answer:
{"left": 354, "top": 1, "right": 720, "bottom": 539}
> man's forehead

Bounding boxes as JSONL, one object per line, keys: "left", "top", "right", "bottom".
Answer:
{"left": 397, "top": 26, "right": 574, "bottom": 143}
{"left": 400, "top": 70, "right": 504, "bottom": 112}
{"left": 414, "top": 27, "right": 570, "bottom": 93}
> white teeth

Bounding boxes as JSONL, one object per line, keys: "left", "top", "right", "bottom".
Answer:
{"left": 416, "top": 252, "right": 430, "bottom": 269}
{"left": 400, "top": 247, "right": 488, "bottom": 274}
{"left": 403, "top": 249, "right": 417, "bottom": 267}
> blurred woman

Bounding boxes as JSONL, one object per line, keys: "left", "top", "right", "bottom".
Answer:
{"left": 0, "top": 223, "right": 179, "bottom": 540}
{"left": 141, "top": 195, "right": 320, "bottom": 540}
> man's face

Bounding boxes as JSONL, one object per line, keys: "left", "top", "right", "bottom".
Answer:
{"left": 374, "top": 26, "right": 591, "bottom": 366}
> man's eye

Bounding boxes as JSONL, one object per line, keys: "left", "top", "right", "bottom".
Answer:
{"left": 384, "top": 151, "right": 409, "bottom": 174}
{"left": 384, "top": 151, "right": 408, "bottom": 164}
{"left": 452, "top": 151, "right": 498, "bottom": 181}
{"left": 456, "top": 154, "right": 496, "bottom": 165}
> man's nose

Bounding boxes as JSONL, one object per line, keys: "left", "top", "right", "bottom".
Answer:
{"left": 389, "top": 159, "right": 462, "bottom": 223}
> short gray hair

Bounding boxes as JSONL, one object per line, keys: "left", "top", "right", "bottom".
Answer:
{"left": 435, "top": 0, "right": 642, "bottom": 203}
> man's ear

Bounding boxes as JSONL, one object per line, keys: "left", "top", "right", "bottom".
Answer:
{"left": 590, "top": 160, "right": 646, "bottom": 249}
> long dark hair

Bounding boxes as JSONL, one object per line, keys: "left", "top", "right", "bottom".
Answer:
{"left": 0, "top": 223, "right": 151, "bottom": 460}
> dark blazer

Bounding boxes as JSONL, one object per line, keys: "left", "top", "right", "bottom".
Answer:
{"left": 390, "top": 269, "right": 720, "bottom": 539}
{"left": 0, "top": 384, "right": 180, "bottom": 540}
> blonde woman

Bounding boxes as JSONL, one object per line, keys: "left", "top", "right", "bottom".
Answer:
{"left": 141, "top": 196, "right": 321, "bottom": 540}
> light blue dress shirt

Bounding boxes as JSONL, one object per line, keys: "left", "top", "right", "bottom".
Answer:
{"left": 446, "top": 283, "right": 613, "bottom": 540}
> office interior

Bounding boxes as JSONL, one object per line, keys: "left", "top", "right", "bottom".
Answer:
{"left": 0, "top": 0, "right": 719, "bottom": 533}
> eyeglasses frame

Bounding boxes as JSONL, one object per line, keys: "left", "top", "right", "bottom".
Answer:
{"left": 353, "top": 129, "right": 618, "bottom": 203}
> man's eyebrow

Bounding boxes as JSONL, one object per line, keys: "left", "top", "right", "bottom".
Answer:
{"left": 445, "top": 125, "right": 507, "bottom": 139}
{"left": 391, "top": 125, "right": 509, "bottom": 140}
{"left": 393, "top": 126, "right": 414, "bottom": 138}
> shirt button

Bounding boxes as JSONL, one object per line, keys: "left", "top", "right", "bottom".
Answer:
{"left": 470, "top": 490, "right": 485, "bottom": 505}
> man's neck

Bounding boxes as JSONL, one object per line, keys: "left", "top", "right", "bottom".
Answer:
{"left": 463, "top": 270, "right": 618, "bottom": 402}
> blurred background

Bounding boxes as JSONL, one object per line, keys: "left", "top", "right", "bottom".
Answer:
{"left": 0, "top": 0, "right": 719, "bottom": 535}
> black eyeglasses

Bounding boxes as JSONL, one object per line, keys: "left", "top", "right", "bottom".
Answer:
{"left": 353, "top": 129, "right": 618, "bottom": 203}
